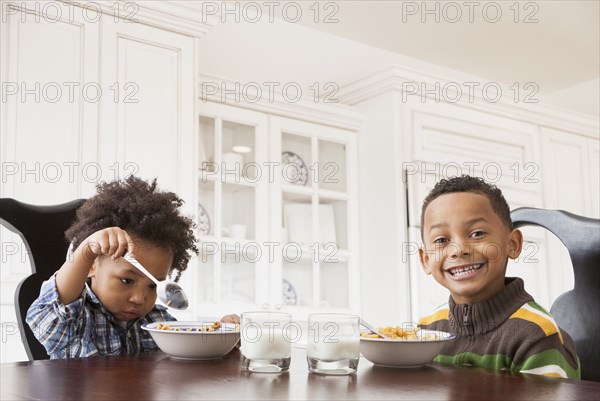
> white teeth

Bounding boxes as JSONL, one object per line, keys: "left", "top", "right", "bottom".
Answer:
{"left": 448, "top": 264, "right": 482, "bottom": 277}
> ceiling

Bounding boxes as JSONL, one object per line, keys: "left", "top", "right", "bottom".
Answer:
{"left": 296, "top": 0, "right": 599, "bottom": 93}
{"left": 194, "top": 0, "right": 599, "bottom": 115}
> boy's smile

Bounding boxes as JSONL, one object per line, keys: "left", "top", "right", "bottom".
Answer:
{"left": 445, "top": 262, "right": 485, "bottom": 279}
{"left": 419, "top": 192, "right": 523, "bottom": 304}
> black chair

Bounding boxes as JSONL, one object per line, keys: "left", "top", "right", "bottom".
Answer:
{"left": 511, "top": 207, "right": 600, "bottom": 381}
{"left": 0, "top": 198, "right": 85, "bottom": 360}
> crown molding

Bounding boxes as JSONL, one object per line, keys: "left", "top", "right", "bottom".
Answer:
{"left": 55, "top": 0, "right": 216, "bottom": 37}
{"left": 338, "top": 65, "right": 599, "bottom": 138}
{"left": 198, "top": 74, "right": 364, "bottom": 131}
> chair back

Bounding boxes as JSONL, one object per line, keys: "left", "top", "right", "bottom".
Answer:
{"left": 0, "top": 198, "right": 85, "bottom": 360}
{"left": 511, "top": 207, "right": 600, "bottom": 381}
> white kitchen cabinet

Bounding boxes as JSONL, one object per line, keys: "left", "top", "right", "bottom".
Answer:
{"left": 541, "top": 127, "right": 599, "bottom": 217}
{"left": 194, "top": 101, "right": 360, "bottom": 322}
{"left": 98, "top": 13, "right": 196, "bottom": 212}
{"left": 269, "top": 115, "right": 360, "bottom": 321}
{"left": 193, "top": 102, "right": 270, "bottom": 319}
{"left": 1, "top": 1, "right": 100, "bottom": 203}
{"left": 540, "top": 127, "right": 600, "bottom": 307}
{"left": 404, "top": 98, "right": 543, "bottom": 225}
{"left": 1, "top": 1, "right": 208, "bottom": 204}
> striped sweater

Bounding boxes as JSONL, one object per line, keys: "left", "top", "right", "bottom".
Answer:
{"left": 418, "top": 277, "right": 580, "bottom": 379}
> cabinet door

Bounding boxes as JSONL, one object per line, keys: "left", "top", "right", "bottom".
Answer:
{"left": 270, "top": 116, "right": 359, "bottom": 321}
{"left": 1, "top": 2, "right": 99, "bottom": 202}
{"left": 540, "top": 128, "right": 597, "bottom": 306}
{"left": 99, "top": 19, "right": 195, "bottom": 213}
{"left": 541, "top": 128, "right": 593, "bottom": 216}
{"left": 195, "top": 103, "right": 270, "bottom": 319}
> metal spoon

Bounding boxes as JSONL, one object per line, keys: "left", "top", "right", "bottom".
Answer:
{"left": 123, "top": 252, "right": 189, "bottom": 310}
{"left": 360, "top": 318, "right": 391, "bottom": 339}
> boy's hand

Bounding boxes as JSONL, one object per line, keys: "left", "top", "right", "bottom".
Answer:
{"left": 78, "top": 227, "right": 136, "bottom": 262}
{"left": 220, "top": 314, "right": 240, "bottom": 324}
{"left": 220, "top": 314, "right": 241, "bottom": 348}
{"left": 57, "top": 227, "right": 135, "bottom": 305}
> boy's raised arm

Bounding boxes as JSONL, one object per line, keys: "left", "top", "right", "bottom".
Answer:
{"left": 55, "top": 227, "right": 135, "bottom": 304}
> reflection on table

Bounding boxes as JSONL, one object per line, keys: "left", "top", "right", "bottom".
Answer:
{"left": 2, "top": 347, "right": 599, "bottom": 400}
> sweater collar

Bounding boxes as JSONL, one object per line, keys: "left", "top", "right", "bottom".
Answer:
{"left": 447, "top": 277, "right": 533, "bottom": 336}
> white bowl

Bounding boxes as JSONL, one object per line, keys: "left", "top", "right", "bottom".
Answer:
{"left": 360, "top": 329, "right": 456, "bottom": 368}
{"left": 142, "top": 321, "right": 240, "bottom": 360}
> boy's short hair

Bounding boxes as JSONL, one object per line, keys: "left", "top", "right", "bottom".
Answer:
{"left": 420, "top": 175, "right": 513, "bottom": 239}
{"left": 65, "top": 176, "right": 198, "bottom": 282}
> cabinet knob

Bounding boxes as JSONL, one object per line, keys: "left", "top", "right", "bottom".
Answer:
{"left": 275, "top": 303, "right": 282, "bottom": 310}
{"left": 262, "top": 303, "right": 269, "bottom": 310}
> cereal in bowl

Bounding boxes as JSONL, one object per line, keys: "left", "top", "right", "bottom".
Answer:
{"left": 360, "top": 326, "right": 419, "bottom": 339}
{"left": 156, "top": 321, "right": 229, "bottom": 332}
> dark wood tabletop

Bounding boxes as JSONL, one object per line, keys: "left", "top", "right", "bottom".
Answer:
{"left": 2, "top": 347, "right": 599, "bottom": 401}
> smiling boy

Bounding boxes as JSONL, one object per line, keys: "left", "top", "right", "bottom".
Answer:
{"left": 418, "top": 175, "right": 580, "bottom": 379}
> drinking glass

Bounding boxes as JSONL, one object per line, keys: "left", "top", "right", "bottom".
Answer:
{"left": 241, "top": 311, "right": 292, "bottom": 373}
{"left": 307, "top": 313, "right": 360, "bottom": 375}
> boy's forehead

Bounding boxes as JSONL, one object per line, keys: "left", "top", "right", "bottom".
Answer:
{"left": 424, "top": 192, "right": 496, "bottom": 225}
{"left": 113, "top": 262, "right": 144, "bottom": 276}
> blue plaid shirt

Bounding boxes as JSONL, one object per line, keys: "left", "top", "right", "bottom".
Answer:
{"left": 26, "top": 273, "right": 176, "bottom": 359}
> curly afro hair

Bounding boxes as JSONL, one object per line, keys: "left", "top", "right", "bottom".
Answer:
{"left": 420, "top": 175, "right": 512, "bottom": 240}
{"left": 65, "top": 176, "right": 198, "bottom": 282}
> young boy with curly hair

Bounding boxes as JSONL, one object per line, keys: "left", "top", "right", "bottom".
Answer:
{"left": 27, "top": 176, "right": 235, "bottom": 359}
{"left": 418, "top": 175, "right": 580, "bottom": 379}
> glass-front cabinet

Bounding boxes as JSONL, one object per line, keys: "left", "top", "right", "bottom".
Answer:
{"left": 195, "top": 103, "right": 270, "bottom": 319}
{"left": 194, "top": 102, "right": 358, "bottom": 321}
{"left": 270, "top": 116, "right": 359, "bottom": 321}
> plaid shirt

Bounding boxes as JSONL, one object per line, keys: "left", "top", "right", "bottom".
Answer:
{"left": 26, "top": 273, "right": 176, "bottom": 359}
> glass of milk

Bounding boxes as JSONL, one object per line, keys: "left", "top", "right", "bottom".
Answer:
{"left": 307, "top": 313, "right": 360, "bottom": 375}
{"left": 241, "top": 311, "right": 293, "bottom": 373}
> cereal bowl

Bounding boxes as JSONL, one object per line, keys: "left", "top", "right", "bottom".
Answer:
{"left": 360, "top": 329, "right": 456, "bottom": 368}
{"left": 142, "top": 321, "right": 240, "bottom": 360}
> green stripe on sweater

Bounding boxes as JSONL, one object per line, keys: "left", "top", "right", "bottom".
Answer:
{"left": 512, "top": 348, "right": 580, "bottom": 379}
{"left": 434, "top": 353, "right": 512, "bottom": 371}
{"left": 526, "top": 301, "right": 551, "bottom": 317}
{"left": 434, "top": 349, "right": 580, "bottom": 379}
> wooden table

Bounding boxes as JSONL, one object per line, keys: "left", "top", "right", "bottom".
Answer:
{"left": 2, "top": 347, "right": 599, "bottom": 400}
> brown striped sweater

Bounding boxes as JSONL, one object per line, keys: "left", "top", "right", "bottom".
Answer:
{"left": 418, "top": 277, "right": 580, "bottom": 379}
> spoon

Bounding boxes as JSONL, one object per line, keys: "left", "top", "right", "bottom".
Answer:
{"left": 360, "top": 318, "right": 391, "bottom": 339}
{"left": 123, "top": 252, "right": 189, "bottom": 310}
